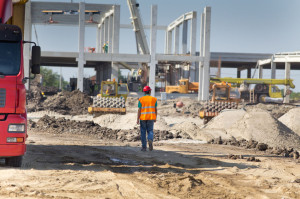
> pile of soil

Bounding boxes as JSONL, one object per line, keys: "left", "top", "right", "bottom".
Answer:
{"left": 202, "top": 108, "right": 300, "bottom": 150}
{"left": 28, "top": 90, "right": 92, "bottom": 115}
{"left": 29, "top": 115, "right": 191, "bottom": 142}
{"left": 245, "top": 103, "right": 295, "bottom": 118}
{"left": 279, "top": 107, "right": 300, "bottom": 136}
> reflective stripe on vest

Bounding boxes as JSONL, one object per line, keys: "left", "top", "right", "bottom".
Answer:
{"left": 139, "top": 96, "right": 157, "bottom": 120}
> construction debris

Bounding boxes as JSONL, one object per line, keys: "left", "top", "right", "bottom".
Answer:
{"left": 28, "top": 90, "right": 92, "bottom": 115}
{"left": 29, "top": 115, "right": 191, "bottom": 142}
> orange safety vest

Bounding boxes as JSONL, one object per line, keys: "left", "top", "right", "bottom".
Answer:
{"left": 139, "top": 95, "right": 157, "bottom": 120}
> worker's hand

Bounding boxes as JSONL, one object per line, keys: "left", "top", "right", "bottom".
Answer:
{"left": 137, "top": 120, "right": 140, "bottom": 125}
{"left": 154, "top": 119, "right": 156, "bottom": 123}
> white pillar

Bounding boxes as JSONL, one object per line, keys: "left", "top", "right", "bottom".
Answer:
{"left": 24, "top": 1, "right": 32, "bottom": 89}
{"left": 284, "top": 62, "right": 291, "bottom": 103}
{"left": 100, "top": 24, "right": 104, "bottom": 53}
{"left": 150, "top": 5, "right": 157, "bottom": 97}
{"left": 108, "top": 16, "right": 113, "bottom": 53}
{"left": 166, "top": 30, "right": 172, "bottom": 54}
{"left": 174, "top": 26, "right": 179, "bottom": 54}
{"left": 258, "top": 65, "right": 263, "bottom": 78}
{"left": 198, "top": 13, "right": 205, "bottom": 101}
{"left": 104, "top": 18, "right": 109, "bottom": 46}
{"left": 111, "top": 5, "right": 120, "bottom": 81}
{"left": 201, "top": 7, "right": 211, "bottom": 101}
{"left": 96, "top": 27, "right": 100, "bottom": 53}
{"left": 182, "top": 20, "right": 188, "bottom": 54}
{"left": 77, "top": 2, "right": 86, "bottom": 92}
{"left": 271, "top": 61, "right": 276, "bottom": 79}
{"left": 189, "top": 12, "right": 197, "bottom": 56}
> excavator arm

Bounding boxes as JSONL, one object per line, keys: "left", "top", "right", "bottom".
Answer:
{"left": 210, "top": 77, "right": 295, "bottom": 89}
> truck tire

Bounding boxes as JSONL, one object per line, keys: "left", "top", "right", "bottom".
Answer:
{"left": 5, "top": 156, "right": 22, "bottom": 167}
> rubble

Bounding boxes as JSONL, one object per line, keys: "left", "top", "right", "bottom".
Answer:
{"left": 29, "top": 115, "right": 191, "bottom": 142}
{"left": 28, "top": 90, "right": 92, "bottom": 115}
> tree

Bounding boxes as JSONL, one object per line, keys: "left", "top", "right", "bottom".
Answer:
{"left": 40, "top": 67, "right": 69, "bottom": 89}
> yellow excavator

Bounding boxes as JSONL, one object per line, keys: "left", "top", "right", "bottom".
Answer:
{"left": 88, "top": 80, "right": 129, "bottom": 116}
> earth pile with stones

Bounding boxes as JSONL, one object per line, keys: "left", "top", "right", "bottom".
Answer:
{"left": 29, "top": 115, "right": 191, "bottom": 142}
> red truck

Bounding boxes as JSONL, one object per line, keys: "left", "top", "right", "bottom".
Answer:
{"left": 0, "top": 0, "right": 40, "bottom": 167}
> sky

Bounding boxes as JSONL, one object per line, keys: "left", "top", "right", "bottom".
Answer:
{"left": 31, "top": 0, "right": 300, "bottom": 91}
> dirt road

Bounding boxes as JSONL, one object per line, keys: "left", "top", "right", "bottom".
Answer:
{"left": 0, "top": 131, "right": 300, "bottom": 199}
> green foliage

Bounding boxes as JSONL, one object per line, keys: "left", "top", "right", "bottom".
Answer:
{"left": 40, "top": 67, "right": 69, "bottom": 89}
{"left": 290, "top": 91, "right": 300, "bottom": 101}
{"left": 118, "top": 70, "right": 127, "bottom": 83}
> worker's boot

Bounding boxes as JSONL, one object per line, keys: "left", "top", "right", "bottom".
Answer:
{"left": 148, "top": 140, "right": 153, "bottom": 151}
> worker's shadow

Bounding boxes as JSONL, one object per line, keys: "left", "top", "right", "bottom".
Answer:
{"left": 3, "top": 144, "right": 258, "bottom": 174}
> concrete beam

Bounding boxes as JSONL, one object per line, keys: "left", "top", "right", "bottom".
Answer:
{"left": 166, "top": 30, "right": 172, "bottom": 54}
{"left": 258, "top": 65, "right": 263, "bottom": 79}
{"left": 284, "top": 62, "right": 291, "bottom": 103}
{"left": 271, "top": 61, "right": 276, "bottom": 79}
{"left": 174, "top": 26, "right": 179, "bottom": 54}
{"left": 198, "top": 12, "right": 204, "bottom": 101}
{"left": 189, "top": 12, "right": 197, "bottom": 56}
{"left": 201, "top": 7, "right": 211, "bottom": 101}
{"left": 111, "top": 5, "right": 120, "bottom": 81}
{"left": 149, "top": 5, "right": 157, "bottom": 97}
{"left": 182, "top": 20, "right": 188, "bottom": 54}
{"left": 77, "top": 2, "right": 86, "bottom": 92}
{"left": 167, "top": 11, "right": 195, "bottom": 31}
{"left": 156, "top": 54, "right": 204, "bottom": 62}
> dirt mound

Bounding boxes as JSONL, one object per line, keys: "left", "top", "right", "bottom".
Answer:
{"left": 226, "top": 108, "right": 300, "bottom": 149}
{"left": 29, "top": 115, "right": 191, "bottom": 142}
{"left": 279, "top": 107, "right": 300, "bottom": 136}
{"left": 28, "top": 90, "right": 92, "bottom": 115}
{"left": 202, "top": 108, "right": 300, "bottom": 150}
{"left": 245, "top": 103, "right": 295, "bottom": 118}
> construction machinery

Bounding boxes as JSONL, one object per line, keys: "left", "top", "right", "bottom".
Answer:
{"left": 199, "top": 82, "right": 240, "bottom": 124}
{"left": 0, "top": 0, "right": 41, "bottom": 167}
{"left": 210, "top": 77, "right": 295, "bottom": 103}
{"left": 166, "top": 79, "right": 199, "bottom": 93}
{"left": 88, "top": 80, "right": 129, "bottom": 116}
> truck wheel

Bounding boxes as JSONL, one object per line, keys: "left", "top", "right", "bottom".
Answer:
{"left": 5, "top": 156, "right": 23, "bottom": 167}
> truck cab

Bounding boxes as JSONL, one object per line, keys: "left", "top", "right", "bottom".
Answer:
{"left": 0, "top": 23, "right": 40, "bottom": 167}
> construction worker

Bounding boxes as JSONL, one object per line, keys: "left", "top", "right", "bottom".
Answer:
{"left": 137, "top": 86, "right": 157, "bottom": 151}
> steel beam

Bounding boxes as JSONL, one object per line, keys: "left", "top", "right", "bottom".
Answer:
{"left": 24, "top": 1, "right": 31, "bottom": 89}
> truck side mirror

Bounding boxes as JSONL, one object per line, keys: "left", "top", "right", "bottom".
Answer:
{"left": 31, "top": 46, "right": 41, "bottom": 74}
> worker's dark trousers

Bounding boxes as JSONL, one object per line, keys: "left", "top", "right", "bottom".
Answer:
{"left": 140, "top": 120, "right": 154, "bottom": 149}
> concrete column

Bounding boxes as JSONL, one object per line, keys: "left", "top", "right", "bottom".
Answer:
{"left": 258, "top": 65, "right": 263, "bottom": 79}
{"left": 271, "top": 61, "right": 276, "bottom": 79}
{"left": 149, "top": 5, "right": 157, "bottom": 97}
{"left": 201, "top": 7, "right": 211, "bottom": 101}
{"left": 100, "top": 24, "right": 104, "bottom": 53}
{"left": 284, "top": 62, "right": 291, "bottom": 103}
{"left": 111, "top": 5, "right": 120, "bottom": 81}
{"left": 24, "top": 1, "right": 31, "bottom": 89}
{"left": 247, "top": 68, "right": 251, "bottom": 78}
{"left": 237, "top": 69, "right": 241, "bottom": 78}
{"left": 189, "top": 12, "right": 197, "bottom": 56}
{"left": 182, "top": 20, "right": 188, "bottom": 54}
{"left": 77, "top": 2, "right": 86, "bottom": 92}
{"left": 174, "top": 26, "right": 179, "bottom": 54}
{"left": 166, "top": 30, "right": 172, "bottom": 54}
{"left": 104, "top": 18, "right": 109, "bottom": 46}
{"left": 108, "top": 16, "right": 113, "bottom": 53}
{"left": 96, "top": 26, "right": 100, "bottom": 53}
{"left": 198, "top": 12, "right": 205, "bottom": 101}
